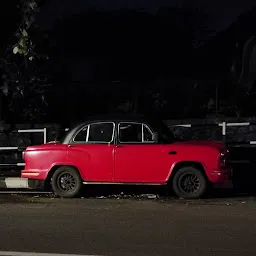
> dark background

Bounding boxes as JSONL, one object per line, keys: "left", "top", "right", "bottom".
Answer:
{"left": 1, "top": 0, "right": 256, "bottom": 126}
{"left": 1, "top": 1, "right": 256, "bottom": 191}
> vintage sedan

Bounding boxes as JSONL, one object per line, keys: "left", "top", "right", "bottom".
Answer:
{"left": 21, "top": 115, "right": 232, "bottom": 199}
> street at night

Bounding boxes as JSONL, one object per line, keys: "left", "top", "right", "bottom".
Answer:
{"left": 1, "top": 0, "right": 256, "bottom": 256}
{"left": 0, "top": 194, "right": 256, "bottom": 256}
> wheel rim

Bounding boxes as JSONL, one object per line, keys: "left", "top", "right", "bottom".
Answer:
{"left": 56, "top": 171, "right": 77, "bottom": 192}
{"left": 178, "top": 173, "right": 201, "bottom": 195}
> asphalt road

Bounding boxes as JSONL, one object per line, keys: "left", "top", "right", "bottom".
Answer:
{"left": 0, "top": 194, "right": 256, "bottom": 256}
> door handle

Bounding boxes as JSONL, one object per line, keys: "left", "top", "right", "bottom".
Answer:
{"left": 68, "top": 145, "right": 75, "bottom": 148}
{"left": 116, "top": 145, "right": 124, "bottom": 148}
{"left": 168, "top": 151, "right": 177, "bottom": 155}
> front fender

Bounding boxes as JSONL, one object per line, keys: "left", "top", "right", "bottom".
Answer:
{"left": 166, "top": 161, "right": 207, "bottom": 182}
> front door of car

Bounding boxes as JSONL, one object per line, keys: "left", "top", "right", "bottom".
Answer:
{"left": 67, "top": 122, "right": 115, "bottom": 182}
{"left": 114, "top": 122, "right": 171, "bottom": 183}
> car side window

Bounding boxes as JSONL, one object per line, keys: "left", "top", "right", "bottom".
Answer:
{"left": 73, "top": 122, "right": 114, "bottom": 143}
{"left": 88, "top": 123, "right": 114, "bottom": 142}
{"left": 118, "top": 122, "right": 154, "bottom": 143}
{"left": 119, "top": 123, "right": 143, "bottom": 143}
{"left": 74, "top": 126, "right": 88, "bottom": 142}
{"left": 143, "top": 124, "right": 154, "bottom": 142}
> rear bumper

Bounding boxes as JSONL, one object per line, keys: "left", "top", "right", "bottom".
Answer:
{"left": 21, "top": 169, "right": 48, "bottom": 180}
{"left": 208, "top": 168, "right": 233, "bottom": 184}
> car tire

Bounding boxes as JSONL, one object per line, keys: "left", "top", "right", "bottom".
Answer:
{"left": 52, "top": 166, "right": 82, "bottom": 198}
{"left": 172, "top": 166, "right": 207, "bottom": 199}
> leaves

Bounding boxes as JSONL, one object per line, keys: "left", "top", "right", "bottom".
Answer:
{"left": 13, "top": 46, "right": 19, "bottom": 54}
{"left": 11, "top": 0, "right": 40, "bottom": 58}
{"left": 18, "top": 37, "right": 25, "bottom": 47}
{"left": 22, "top": 28, "right": 28, "bottom": 37}
{"left": 2, "top": 82, "right": 9, "bottom": 96}
{"left": 28, "top": 2, "right": 36, "bottom": 10}
{"left": 1, "top": 0, "right": 51, "bottom": 121}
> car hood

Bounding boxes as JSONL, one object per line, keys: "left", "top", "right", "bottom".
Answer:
{"left": 173, "top": 140, "right": 226, "bottom": 151}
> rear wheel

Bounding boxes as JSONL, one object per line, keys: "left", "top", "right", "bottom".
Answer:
{"left": 172, "top": 166, "right": 207, "bottom": 199}
{"left": 52, "top": 166, "right": 82, "bottom": 198}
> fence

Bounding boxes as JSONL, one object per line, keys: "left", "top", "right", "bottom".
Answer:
{"left": 0, "top": 128, "right": 46, "bottom": 170}
{"left": 0, "top": 121, "right": 256, "bottom": 173}
{"left": 172, "top": 121, "right": 256, "bottom": 145}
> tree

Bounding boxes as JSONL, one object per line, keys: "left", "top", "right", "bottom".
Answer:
{"left": 1, "top": 0, "right": 50, "bottom": 122}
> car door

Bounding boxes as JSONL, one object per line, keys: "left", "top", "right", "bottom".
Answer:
{"left": 67, "top": 122, "right": 115, "bottom": 182}
{"left": 114, "top": 122, "right": 171, "bottom": 183}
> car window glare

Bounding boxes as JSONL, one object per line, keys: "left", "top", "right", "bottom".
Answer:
{"left": 120, "top": 125, "right": 131, "bottom": 130}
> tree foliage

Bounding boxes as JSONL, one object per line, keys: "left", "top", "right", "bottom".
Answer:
{"left": 1, "top": 0, "right": 50, "bottom": 121}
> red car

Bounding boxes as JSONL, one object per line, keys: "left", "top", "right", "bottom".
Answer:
{"left": 21, "top": 116, "right": 232, "bottom": 199}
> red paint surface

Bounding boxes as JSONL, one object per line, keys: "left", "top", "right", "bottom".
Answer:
{"left": 21, "top": 140, "right": 232, "bottom": 185}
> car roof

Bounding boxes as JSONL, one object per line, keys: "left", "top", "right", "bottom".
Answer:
{"left": 72, "top": 113, "right": 160, "bottom": 126}
{"left": 85, "top": 113, "right": 148, "bottom": 122}
{"left": 61, "top": 113, "right": 171, "bottom": 144}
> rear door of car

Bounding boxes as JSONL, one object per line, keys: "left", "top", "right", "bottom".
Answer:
{"left": 67, "top": 122, "right": 115, "bottom": 182}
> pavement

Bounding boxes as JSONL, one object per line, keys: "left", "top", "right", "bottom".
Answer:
{"left": 0, "top": 178, "right": 29, "bottom": 189}
{"left": 0, "top": 194, "right": 256, "bottom": 256}
{"left": 0, "top": 177, "right": 39, "bottom": 189}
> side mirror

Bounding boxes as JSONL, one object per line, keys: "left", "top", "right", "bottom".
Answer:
{"left": 152, "top": 132, "right": 159, "bottom": 142}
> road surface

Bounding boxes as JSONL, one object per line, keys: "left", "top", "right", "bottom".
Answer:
{"left": 0, "top": 194, "right": 256, "bottom": 256}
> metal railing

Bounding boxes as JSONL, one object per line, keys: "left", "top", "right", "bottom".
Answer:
{"left": 0, "top": 121, "right": 255, "bottom": 170}
{"left": 173, "top": 121, "right": 256, "bottom": 144}
{"left": 0, "top": 128, "right": 46, "bottom": 168}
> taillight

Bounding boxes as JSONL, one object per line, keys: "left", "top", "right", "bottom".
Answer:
{"left": 219, "top": 152, "right": 227, "bottom": 168}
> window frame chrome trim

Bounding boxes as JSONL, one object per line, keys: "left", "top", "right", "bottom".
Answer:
{"left": 117, "top": 122, "right": 155, "bottom": 144}
{"left": 72, "top": 121, "right": 115, "bottom": 144}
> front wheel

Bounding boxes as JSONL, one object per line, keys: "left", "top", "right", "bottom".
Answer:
{"left": 172, "top": 167, "right": 207, "bottom": 199}
{"left": 52, "top": 166, "right": 82, "bottom": 198}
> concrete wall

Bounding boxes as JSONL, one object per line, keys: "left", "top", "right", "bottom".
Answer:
{"left": 1, "top": 118, "right": 256, "bottom": 191}
{"left": 0, "top": 123, "right": 61, "bottom": 167}
{"left": 166, "top": 117, "right": 256, "bottom": 142}
{"left": 0, "top": 117, "right": 256, "bottom": 171}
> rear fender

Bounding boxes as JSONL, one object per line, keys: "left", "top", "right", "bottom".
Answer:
{"left": 45, "top": 163, "right": 81, "bottom": 184}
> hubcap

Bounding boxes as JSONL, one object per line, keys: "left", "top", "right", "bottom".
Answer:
{"left": 178, "top": 173, "right": 200, "bottom": 195}
{"left": 57, "top": 172, "right": 76, "bottom": 192}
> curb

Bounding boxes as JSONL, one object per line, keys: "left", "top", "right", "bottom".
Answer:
{"left": 0, "top": 178, "right": 43, "bottom": 189}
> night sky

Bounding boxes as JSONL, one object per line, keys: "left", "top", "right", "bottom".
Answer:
{"left": 39, "top": 0, "right": 256, "bottom": 31}
{"left": 3, "top": 0, "right": 255, "bottom": 122}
